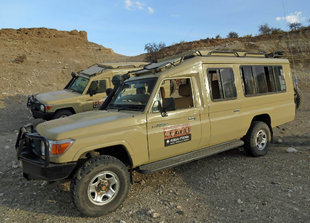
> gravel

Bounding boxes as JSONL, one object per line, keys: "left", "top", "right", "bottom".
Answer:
{"left": 0, "top": 90, "right": 309, "bottom": 223}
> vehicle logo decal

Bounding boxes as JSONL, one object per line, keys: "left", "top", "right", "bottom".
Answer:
{"left": 164, "top": 124, "right": 191, "bottom": 147}
{"left": 93, "top": 99, "right": 105, "bottom": 108}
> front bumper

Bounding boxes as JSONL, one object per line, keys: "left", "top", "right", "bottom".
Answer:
{"left": 15, "top": 124, "right": 77, "bottom": 181}
{"left": 27, "top": 95, "right": 54, "bottom": 120}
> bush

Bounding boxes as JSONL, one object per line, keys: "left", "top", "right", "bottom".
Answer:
{"left": 289, "top": 22, "right": 302, "bottom": 31}
{"left": 144, "top": 42, "right": 166, "bottom": 62}
{"left": 227, "top": 32, "right": 239, "bottom": 38}
{"left": 259, "top": 24, "right": 272, "bottom": 35}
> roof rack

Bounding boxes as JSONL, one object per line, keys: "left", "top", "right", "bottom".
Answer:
{"left": 207, "top": 50, "right": 240, "bottom": 57}
{"left": 132, "top": 49, "right": 285, "bottom": 76}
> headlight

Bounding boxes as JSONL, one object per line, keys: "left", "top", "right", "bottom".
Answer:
{"left": 40, "top": 104, "right": 45, "bottom": 111}
{"left": 41, "top": 139, "right": 74, "bottom": 156}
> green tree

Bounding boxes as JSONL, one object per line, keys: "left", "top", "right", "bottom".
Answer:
{"left": 227, "top": 32, "right": 239, "bottom": 38}
{"left": 289, "top": 22, "right": 302, "bottom": 31}
{"left": 258, "top": 24, "right": 272, "bottom": 35}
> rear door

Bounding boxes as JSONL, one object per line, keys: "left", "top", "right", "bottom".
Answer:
{"left": 203, "top": 64, "right": 244, "bottom": 145}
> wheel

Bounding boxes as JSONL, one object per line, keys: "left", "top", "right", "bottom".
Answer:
{"left": 53, "top": 109, "right": 73, "bottom": 119}
{"left": 70, "top": 156, "right": 130, "bottom": 217}
{"left": 244, "top": 121, "right": 271, "bottom": 157}
{"left": 294, "top": 86, "right": 303, "bottom": 110}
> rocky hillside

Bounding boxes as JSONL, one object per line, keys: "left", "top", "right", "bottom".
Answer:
{"left": 156, "top": 27, "right": 310, "bottom": 88}
{"left": 0, "top": 28, "right": 133, "bottom": 97}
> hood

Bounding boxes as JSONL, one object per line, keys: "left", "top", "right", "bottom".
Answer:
{"left": 36, "top": 110, "right": 139, "bottom": 140}
{"left": 35, "top": 89, "right": 80, "bottom": 104}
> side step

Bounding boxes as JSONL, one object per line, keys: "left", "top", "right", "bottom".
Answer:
{"left": 138, "top": 140, "right": 244, "bottom": 174}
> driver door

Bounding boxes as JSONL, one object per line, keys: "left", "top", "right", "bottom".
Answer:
{"left": 146, "top": 77, "right": 202, "bottom": 162}
{"left": 81, "top": 79, "right": 108, "bottom": 111}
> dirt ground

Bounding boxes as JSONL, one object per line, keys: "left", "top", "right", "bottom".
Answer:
{"left": 0, "top": 88, "right": 309, "bottom": 223}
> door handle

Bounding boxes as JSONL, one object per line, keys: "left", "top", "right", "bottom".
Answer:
{"left": 233, "top": 109, "right": 240, "bottom": 112}
{"left": 188, "top": 116, "right": 196, "bottom": 120}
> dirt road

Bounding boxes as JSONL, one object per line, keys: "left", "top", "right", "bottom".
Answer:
{"left": 0, "top": 91, "right": 309, "bottom": 223}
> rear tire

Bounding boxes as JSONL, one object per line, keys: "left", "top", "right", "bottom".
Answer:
{"left": 244, "top": 121, "right": 271, "bottom": 157}
{"left": 53, "top": 109, "right": 73, "bottom": 119}
{"left": 70, "top": 156, "right": 130, "bottom": 217}
{"left": 294, "top": 87, "right": 303, "bottom": 110}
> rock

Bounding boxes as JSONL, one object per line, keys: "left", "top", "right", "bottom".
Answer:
{"left": 147, "top": 209, "right": 160, "bottom": 218}
{"left": 0, "top": 193, "right": 4, "bottom": 197}
{"left": 151, "top": 212, "right": 160, "bottom": 218}
{"left": 119, "top": 220, "right": 126, "bottom": 223}
{"left": 176, "top": 205, "right": 182, "bottom": 210}
{"left": 277, "top": 138, "right": 283, "bottom": 143}
{"left": 286, "top": 147, "right": 298, "bottom": 153}
{"left": 237, "top": 199, "right": 243, "bottom": 204}
{"left": 11, "top": 161, "right": 19, "bottom": 169}
{"left": 4, "top": 145, "right": 10, "bottom": 150}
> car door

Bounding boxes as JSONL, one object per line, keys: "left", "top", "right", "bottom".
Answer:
{"left": 81, "top": 79, "right": 108, "bottom": 112}
{"left": 146, "top": 77, "right": 202, "bottom": 162}
{"left": 203, "top": 64, "right": 244, "bottom": 145}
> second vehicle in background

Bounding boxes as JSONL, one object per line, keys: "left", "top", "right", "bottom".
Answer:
{"left": 27, "top": 62, "right": 148, "bottom": 120}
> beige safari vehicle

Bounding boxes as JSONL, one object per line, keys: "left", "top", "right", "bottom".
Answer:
{"left": 16, "top": 50, "right": 295, "bottom": 216}
{"left": 27, "top": 62, "right": 148, "bottom": 120}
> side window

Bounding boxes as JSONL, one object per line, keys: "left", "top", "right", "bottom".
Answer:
{"left": 273, "top": 66, "right": 286, "bottom": 91}
{"left": 87, "top": 80, "right": 106, "bottom": 94}
{"left": 152, "top": 78, "right": 194, "bottom": 112}
{"left": 207, "top": 68, "right": 237, "bottom": 101}
{"left": 253, "top": 66, "right": 268, "bottom": 94}
{"left": 241, "top": 65, "right": 286, "bottom": 96}
{"left": 241, "top": 66, "right": 255, "bottom": 95}
{"left": 97, "top": 80, "right": 107, "bottom": 93}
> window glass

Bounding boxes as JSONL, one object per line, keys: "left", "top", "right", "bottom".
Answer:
{"left": 152, "top": 78, "right": 193, "bottom": 112}
{"left": 87, "top": 80, "right": 107, "bottom": 94}
{"left": 208, "top": 68, "right": 237, "bottom": 100}
{"left": 240, "top": 65, "right": 286, "bottom": 96}
{"left": 221, "top": 68, "right": 237, "bottom": 98}
{"left": 69, "top": 76, "right": 89, "bottom": 94}
{"left": 108, "top": 78, "right": 157, "bottom": 111}
{"left": 253, "top": 66, "right": 268, "bottom": 93}
{"left": 274, "top": 66, "right": 286, "bottom": 91}
{"left": 241, "top": 66, "right": 255, "bottom": 95}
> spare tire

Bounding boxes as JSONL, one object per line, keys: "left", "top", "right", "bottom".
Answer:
{"left": 294, "top": 86, "right": 303, "bottom": 110}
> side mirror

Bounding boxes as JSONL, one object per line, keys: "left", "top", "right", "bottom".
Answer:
{"left": 89, "top": 89, "right": 97, "bottom": 96}
{"left": 71, "top": 72, "right": 77, "bottom": 78}
{"left": 158, "top": 100, "right": 167, "bottom": 117}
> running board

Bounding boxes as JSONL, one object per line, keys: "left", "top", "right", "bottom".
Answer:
{"left": 138, "top": 140, "right": 244, "bottom": 174}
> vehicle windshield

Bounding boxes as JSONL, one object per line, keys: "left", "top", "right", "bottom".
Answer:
{"left": 68, "top": 76, "right": 90, "bottom": 94}
{"left": 108, "top": 78, "right": 157, "bottom": 111}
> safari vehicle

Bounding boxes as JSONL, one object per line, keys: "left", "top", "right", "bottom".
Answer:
{"left": 16, "top": 50, "right": 295, "bottom": 217}
{"left": 27, "top": 62, "right": 148, "bottom": 120}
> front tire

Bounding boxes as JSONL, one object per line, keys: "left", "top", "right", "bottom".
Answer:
{"left": 71, "top": 156, "right": 130, "bottom": 217}
{"left": 53, "top": 109, "right": 73, "bottom": 119}
{"left": 244, "top": 121, "right": 271, "bottom": 157}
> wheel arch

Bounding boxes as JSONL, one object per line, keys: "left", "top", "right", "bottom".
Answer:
{"left": 78, "top": 145, "right": 133, "bottom": 169}
{"left": 249, "top": 114, "right": 273, "bottom": 141}
{"left": 55, "top": 107, "right": 76, "bottom": 114}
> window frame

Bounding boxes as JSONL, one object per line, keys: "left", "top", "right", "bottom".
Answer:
{"left": 207, "top": 67, "right": 237, "bottom": 102}
{"left": 150, "top": 77, "right": 195, "bottom": 113}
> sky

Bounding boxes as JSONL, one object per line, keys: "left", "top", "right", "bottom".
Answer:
{"left": 0, "top": 0, "right": 309, "bottom": 56}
